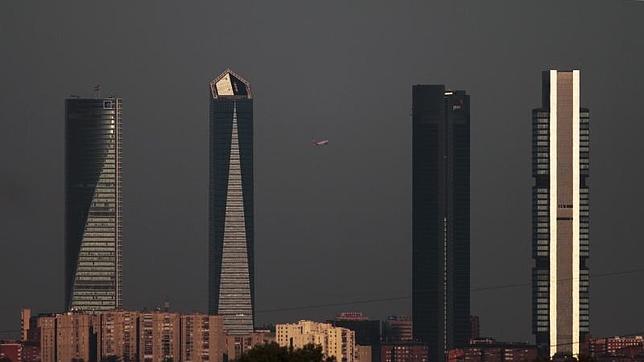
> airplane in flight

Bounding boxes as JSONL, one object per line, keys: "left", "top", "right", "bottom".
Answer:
{"left": 312, "top": 139, "right": 329, "bottom": 146}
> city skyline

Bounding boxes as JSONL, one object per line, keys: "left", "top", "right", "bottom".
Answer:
{"left": 2, "top": 0, "right": 643, "bottom": 346}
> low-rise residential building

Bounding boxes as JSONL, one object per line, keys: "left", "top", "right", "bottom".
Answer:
{"left": 0, "top": 342, "right": 22, "bottom": 362}
{"left": 447, "top": 338, "right": 538, "bottom": 362}
{"left": 330, "top": 312, "right": 381, "bottom": 362}
{"left": 381, "top": 342, "right": 429, "bottom": 362}
{"left": 225, "top": 330, "right": 274, "bottom": 361}
{"left": 276, "top": 320, "right": 356, "bottom": 362}
{"left": 589, "top": 335, "right": 644, "bottom": 360}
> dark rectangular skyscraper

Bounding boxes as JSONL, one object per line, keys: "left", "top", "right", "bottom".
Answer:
{"left": 65, "top": 96, "right": 123, "bottom": 311}
{"left": 532, "top": 70, "right": 589, "bottom": 357}
{"left": 412, "top": 85, "right": 470, "bottom": 362}
{"left": 209, "top": 69, "right": 255, "bottom": 335}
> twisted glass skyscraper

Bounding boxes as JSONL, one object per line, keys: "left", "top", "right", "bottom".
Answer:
{"left": 208, "top": 69, "right": 254, "bottom": 335}
{"left": 65, "top": 96, "right": 123, "bottom": 311}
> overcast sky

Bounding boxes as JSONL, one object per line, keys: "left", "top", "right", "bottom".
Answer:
{"left": 1, "top": 0, "right": 643, "bottom": 342}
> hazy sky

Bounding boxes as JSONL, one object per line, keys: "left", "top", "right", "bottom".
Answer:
{"left": 1, "top": 0, "right": 643, "bottom": 342}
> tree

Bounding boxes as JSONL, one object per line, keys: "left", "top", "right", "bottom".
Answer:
{"left": 237, "top": 342, "right": 288, "bottom": 362}
{"left": 291, "top": 344, "right": 335, "bottom": 362}
{"left": 237, "top": 342, "right": 336, "bottom": 362}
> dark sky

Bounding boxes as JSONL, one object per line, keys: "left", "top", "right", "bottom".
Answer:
{"left": 1, "top": 0, "right": 643, "bottom": 342}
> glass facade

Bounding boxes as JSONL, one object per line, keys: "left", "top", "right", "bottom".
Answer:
{"left": 412, "top": 85, "right": 470, "bottom": 362}
{"left": 65, "top": 97, "right": 123, "bottom": 311}
{"left": 208, "top": 69, "right": 255, "bottom": 335}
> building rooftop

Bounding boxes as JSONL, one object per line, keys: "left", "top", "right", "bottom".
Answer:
{"left": 210, "top": 68, "right": 252, "bottom": 99}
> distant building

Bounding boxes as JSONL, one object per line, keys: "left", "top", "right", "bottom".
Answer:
{"left": 330, "top": 312, "right": 381, "bottom": 361}
{"left": 20, "top": 341, "right": 39, "bottom": 362}
{"left": 65, "top": 96, "right": 123, "bottom": 312}
{"left": 336, "top": 312, "right": 369, "bottom": 321}
{"left": 447, "top": 338, "right": 538, "bottom": 362}
{"left": 181, "top": 314, "right": 225, "bottom": 362}
{"left": 100, "top": 310, "right": 139, "bottom": 361}
{"left": 356, "top": 345, "right": 373, "bottom": 362}
{"left": 383, "top": 315, "right": 413, "bottom": 343}
{"left": 209, "top": 69, "right": 255, "bottom": 335}
{"left": 413, "top": 85, "right": 471, "bottom": 361}
{"left": 34, "top": 312, "right": 99, "bottom": 362}
{"left": 56, "top": 313, "right": 98, "bottom": 362}
{"left": 276, "top": 320, "right": 356, "bottom": 362}
{"left": 139, "top": 311, "right": 180, "bottom": 362}
{"left": 469, "top": 315, "right": 480, "bottom": 341}
{"left": 589, "top": 336, "right": 644, "bottom": 359}
{"left": 20, "top": 308, "right": 31, "bottom": 342}
{"left": 380, "top": 342, "right": 429, "bottom": 362}
{"left": 31, "top": 310, "right": 227, "bottom": 362}
{"left": 0, "top": 342, "right": 22, "bottom": 362}
{"left": 224, "top": 330, "right": 274, "bottom": 361}
{"left": 531, "top": 70, "right": 590, "bottom": 357}
{"left": 37, "top": 316, "right": 55, "bottom": 362}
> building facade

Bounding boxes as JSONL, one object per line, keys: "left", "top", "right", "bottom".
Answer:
{"left": 380, "top": 342, "right": 429, "bottom": 362}
{"left": 330, "top": 312, "right": 381, "bottom": 361}
{"left": 383, "top": 316, "right": 413, "bottom": 343}
{"left": 447, "top": 339, "right": 538, "bottom": 362}
{"left": 65, "top": 96, "right": 123, "bottom": 312}
{"left": 224, "top": 330, "right": 274, "bottom": 361}
{"left": 0, "top": 342, "right": 22, "bottom": 362}
{"left": 33, "top": 310, "right": 228, "bottom": 362}
{"left": 37, "top": 313, "right": 98, "bottom": 362}
{"left": 139, "top": 311, "right": 180, "bottom": 362}
{"left": 20, "top": 308, "right": 31, "bottom": 342}
{"left": 276, "top": 320, "right": 356, "bottom": 362}
{"left": 209, "top": 69, "right": 255, "bottom": 335}
{"left": 181, "top": 314, "right": 225, "bottom": 362}
{"left": 532, "top": 70, "right": 590, "bottom": 357}
{"left": 55, "top": 313, "right": 96, "bottom": 362}
{"left": 100, "top": 311, "right": 138, "bottom": 361}
{"left": 37, "top": 316, "right": 55, "bottom": 362}
{"left": 412, "top": 85, "right": 471, "bottom": 361}
{"left": 469, "top": 315, "right": 480, "bottom": 341}
{"left": 589, "top": 336, "right": 644, "bottom": 358}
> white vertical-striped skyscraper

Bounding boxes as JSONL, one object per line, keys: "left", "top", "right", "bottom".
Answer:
{"left": 532, "top": 70, "right": 590, "bottom": 357}
{"left": 208, "top": 69, "right": 255, "bottom": 335}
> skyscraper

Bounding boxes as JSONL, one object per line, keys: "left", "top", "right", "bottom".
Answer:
{"left": 208, "top": 69, "right": 255, "bottom": 335}
{"left": 532, "top": 70, "right": 590, "bottom": 357}
{"left": 412, "top": 85, "right": 470, "bottom": 362}
{"left": 65, "top": 96, "right": 123, "bottom": 311}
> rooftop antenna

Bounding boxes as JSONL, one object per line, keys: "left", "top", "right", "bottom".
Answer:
{"left": 94, "top": 84, "right": 101, "bottom": 98}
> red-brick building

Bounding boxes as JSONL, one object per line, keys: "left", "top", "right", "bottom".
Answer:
{"left": 381, "top": 342, "right": 429, "bottom": 362}
{"left": 19, "top": 342, "right": 39, "bottom": 362}
{"left": 0, "top": 342, "right": 22, "bottom": 362}
{"left": 589, "top": 336, "right": 644, "bottom": 360}
{"left": 448, "top": 339, "right": 538, "bottom": 362}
